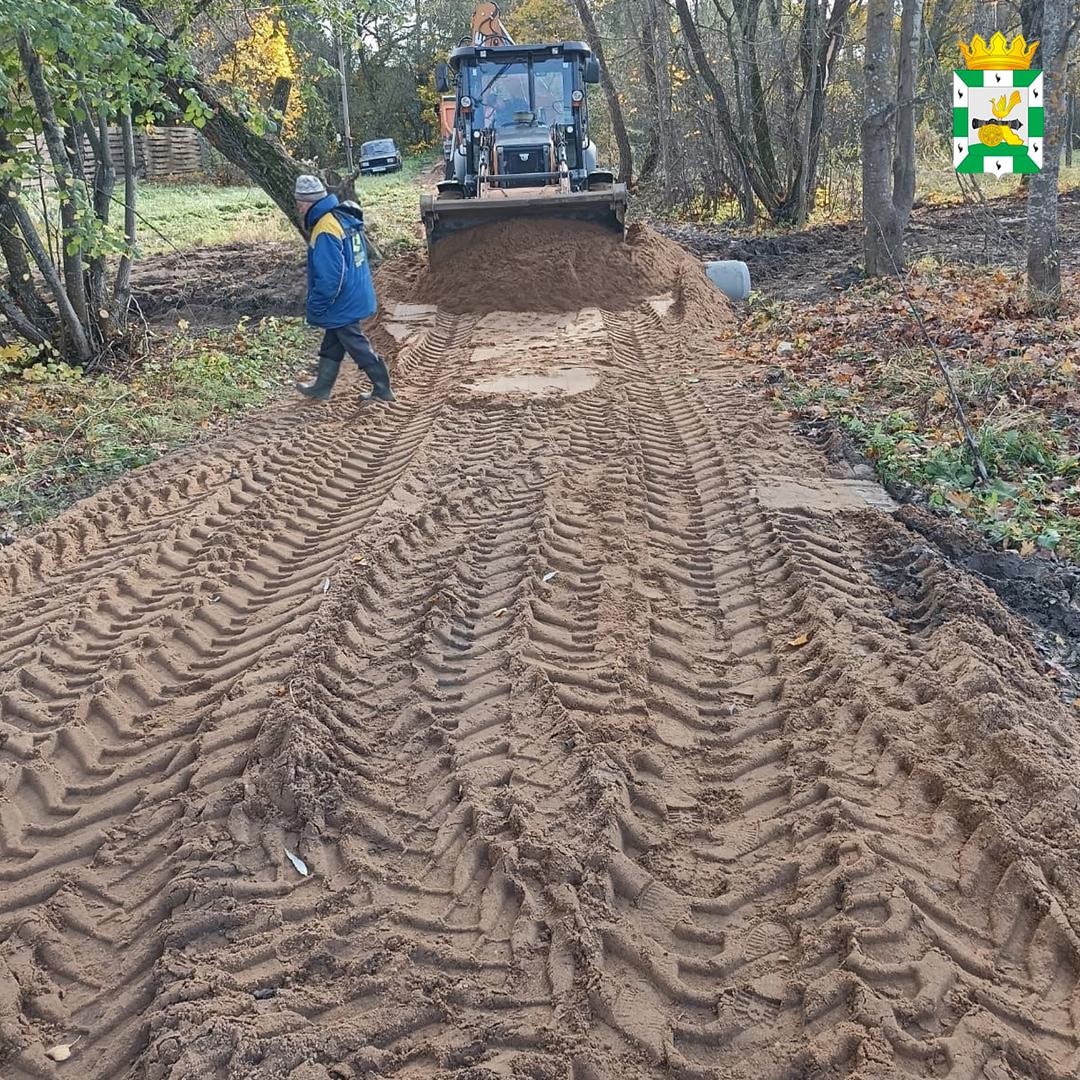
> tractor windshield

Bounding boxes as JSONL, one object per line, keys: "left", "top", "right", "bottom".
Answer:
{"left": 469, "top": 56, "right": 573, "bottom": 129}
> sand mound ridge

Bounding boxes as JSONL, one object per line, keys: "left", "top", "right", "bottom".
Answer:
{"left": 387, "top": 219, "right": 733, "bottom": 322}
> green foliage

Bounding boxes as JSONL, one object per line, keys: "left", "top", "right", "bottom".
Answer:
{"left": 0, "top": 318, "right": 314, "bottom": 526}
{"left": 0, "top": 0, "right": 172, "bottom": 125}
{"left": 505, "top": 0, "right": 581, "bottom": 43}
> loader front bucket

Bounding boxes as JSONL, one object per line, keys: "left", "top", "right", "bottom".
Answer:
{"left": 421, "top": 185, "right": 628, "bottom": 253}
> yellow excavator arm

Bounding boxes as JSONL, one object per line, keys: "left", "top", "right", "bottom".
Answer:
{"left": 470, "top": 3, "right": 514, "bottom": 46}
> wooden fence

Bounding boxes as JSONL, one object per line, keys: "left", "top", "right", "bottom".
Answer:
{"left": 17, "top": 126, "right": 209, "bottom": 185}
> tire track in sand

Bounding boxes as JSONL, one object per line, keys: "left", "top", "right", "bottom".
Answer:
{"left": 596, "top": 309, "right": 1080, "bottom": 1079}
{"left": 4, "top": 291, "right": 1080, "bottom": 1080}
{"left": 0, "top": 314, "right": 473, "bottom": 1078}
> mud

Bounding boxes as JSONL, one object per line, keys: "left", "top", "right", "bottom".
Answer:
{"left": 4, "top": 239, "right": 1080, "bottom": 1080}
{"left": 132, "top": 241, "right": 305, "bottom": 321}
{"left": 804, "top": 417, "right": 1080, "bottom": 692}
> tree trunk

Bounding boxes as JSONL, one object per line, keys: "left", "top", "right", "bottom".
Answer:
{"left": 1026, "top": 0, "right": 1070, "bottom": 300}
{"left": 675, "top": 0, "right": 765, "bottom": 212}
{"left": 0, "top": 128, "right": 53, "bottom": 331}
{"left": 799, "top": 0, "right": 854, "bottom": 221}
{"left": 9, "top": 198, "right": 93, "bottom": 359}
{"left": 0, "top": 286, "right": 48, "bottom": 347}
{"left": 17, "top": 30, "right": 93, "bottom": 352}
{"left": 85, "top": 108, "right": 116, "bottom": 330}
{"left": 862, "top": 0, "right": 903, "bottom": 275}
{"left": 892, "top": 0, "right": 924, "bottom": 225}
{"left": 570, "top": 0, "right": 634, "bottom": 184}
{"left": 634, "top": 7, "right": 664, "bottom": 188}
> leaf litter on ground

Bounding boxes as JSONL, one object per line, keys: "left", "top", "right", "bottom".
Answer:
{"left": 752, "top": 259, "right": 1080, "bottom": 558}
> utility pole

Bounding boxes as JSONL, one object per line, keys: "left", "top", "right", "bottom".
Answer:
{"left": 335, "top": 29, "right": 354, "bottom": 171}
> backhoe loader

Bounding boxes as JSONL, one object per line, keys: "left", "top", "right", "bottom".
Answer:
{"left": 420, "top": 2, "right": 628, "bottom": 249}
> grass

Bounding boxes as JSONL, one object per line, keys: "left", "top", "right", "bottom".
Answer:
{"left": 136, "top": 155, "right": 432, "bottom": 256}
{"left": 351, "top": 155, "right": 433, "bottom": 255}
{"left": 0, "top": 318, "right": 315, "bottom": 530}
{"left": 135, "top": 184, "right": 293, "bottom": 253}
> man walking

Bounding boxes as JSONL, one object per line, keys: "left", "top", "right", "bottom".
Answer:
{"left": 293, "top": 175, "right": 395, "bottom": 403}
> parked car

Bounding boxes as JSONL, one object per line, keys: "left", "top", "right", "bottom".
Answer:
{"left": 359, "top": 139, "right": 403, "bottom": 176}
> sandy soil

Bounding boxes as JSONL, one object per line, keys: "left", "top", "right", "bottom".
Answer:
{"left": 4, "top": 226, "right": 1080, "bottom": 1080}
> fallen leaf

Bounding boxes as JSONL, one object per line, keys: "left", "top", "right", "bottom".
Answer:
{"left": 46, "top": 1039, "right": 80, "bottom": 1062}
{"left": 494, "top": 607, "right": 507, "bottom": 617}
{"left": 284, "top": 848, "right": 309, "bottom": 876}
{"left": 787, "top": 633, "right": 811, "bottom": 648}
{"left": 352, "top": 554, "right": 367, "bottom": 564}
{"left": 1020, "top": 539, "right": 1037, "bottom": 557}
{"left": 542, "top": 571, "right": 558, "bottom": 583}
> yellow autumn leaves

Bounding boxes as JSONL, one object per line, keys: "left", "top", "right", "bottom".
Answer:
{"left": 212, "top": 9, "right": 305, "bottom": 149}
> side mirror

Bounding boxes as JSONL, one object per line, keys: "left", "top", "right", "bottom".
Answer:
{"left": 435, "top": 63, "right": 450, "bottom": 93}
{"left": 584, "top": 57, "right": 601, "bottom": 84}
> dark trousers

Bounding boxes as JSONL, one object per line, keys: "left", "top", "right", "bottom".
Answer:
{"left": 320, "top": 323, "right": 391, "bottom": 395}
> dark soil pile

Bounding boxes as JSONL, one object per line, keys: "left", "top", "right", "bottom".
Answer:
{"left": 416, "top": 219, "right": 733, "bottom": 318}
{"left": 133, "top": 241, "right": 304, "bottom": 321}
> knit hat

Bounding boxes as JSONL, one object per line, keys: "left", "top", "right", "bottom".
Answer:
{"left": 294, "top": 174, "right": 328, "bottom": 201}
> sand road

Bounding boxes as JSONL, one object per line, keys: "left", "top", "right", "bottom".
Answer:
{"left": 2, "top": 229, "right": 1080, "bottom": 1080}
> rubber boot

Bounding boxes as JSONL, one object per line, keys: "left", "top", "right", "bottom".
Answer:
{"left": 296, "top": 356, "right": 341, "bottom": 401}
{"left": 359, "top": 355, "right": 396, "bottom": 403}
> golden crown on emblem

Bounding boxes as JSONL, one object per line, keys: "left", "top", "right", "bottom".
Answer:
{"left": 959, "top": 32, "right": 1039, "bottom": 70}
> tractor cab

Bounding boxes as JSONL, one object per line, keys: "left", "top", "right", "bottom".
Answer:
{"left": 439, "top": 42, "right": 605, "bottom": 197}
{"left": 421, "top": 2, "right": 627, "bottom": 249}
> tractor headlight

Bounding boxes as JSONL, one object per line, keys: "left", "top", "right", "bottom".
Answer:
{"left": 461, "top": 95, "right": 473, "bottom": 109}
{"left": 571, "top": 90, "right": 584, "bottom": 103}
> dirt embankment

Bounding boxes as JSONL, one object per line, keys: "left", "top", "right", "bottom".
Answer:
{"left": 3, "top": 221, "right": 1080, "bottom": 1080}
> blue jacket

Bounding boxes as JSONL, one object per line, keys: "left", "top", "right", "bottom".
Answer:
{"left": 304, "top": 193, "right": 377, "bottom": 328}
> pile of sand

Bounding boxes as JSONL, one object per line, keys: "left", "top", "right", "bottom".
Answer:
{"left": 395, "top": 220, "right": 733, "bottom": 321}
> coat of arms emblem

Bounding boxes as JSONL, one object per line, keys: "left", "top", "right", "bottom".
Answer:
{"left": 954, "top": 32, "right": 1042, "bottom": 175}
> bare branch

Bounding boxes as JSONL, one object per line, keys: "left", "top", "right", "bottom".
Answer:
{"left": 8, "top": 196, "right": 92, "bottom": 359}
{"left": 113, "top": 111, "right": 138, "bottom": 318}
